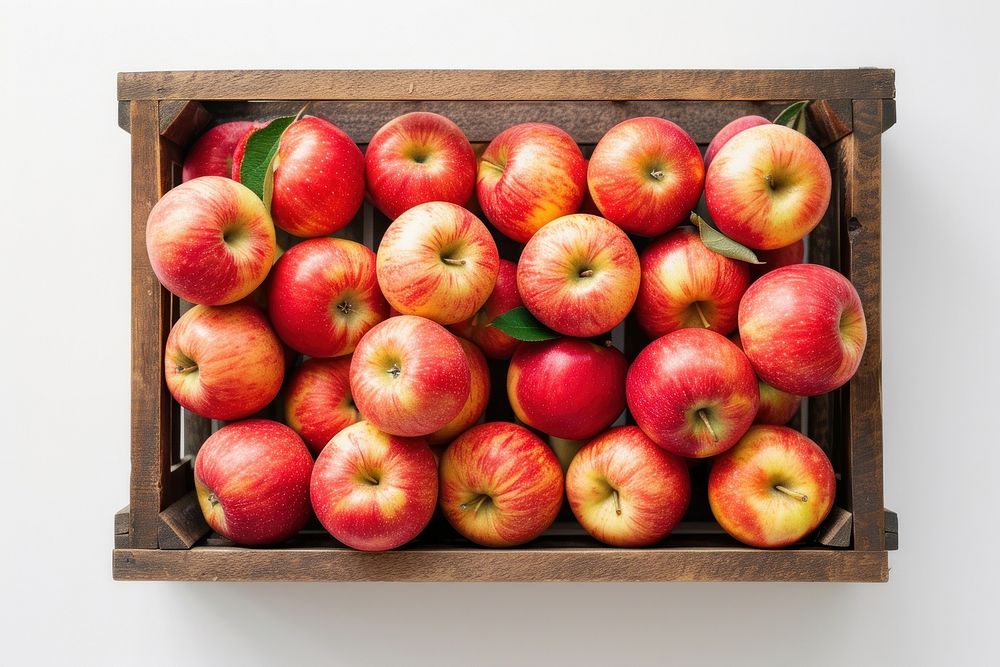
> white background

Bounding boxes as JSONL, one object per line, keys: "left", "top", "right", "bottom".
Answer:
{"left": 2, "top": 1, "right": 997, "bottom": 664}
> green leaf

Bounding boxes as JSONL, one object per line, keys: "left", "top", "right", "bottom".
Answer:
{"left": 690, "top": 213, "right": 764, "bottom": 264}
{"left": 773, "top": 100, "right": 809, "bottom": 135}
{"left": 239, "top": 116, "right": 296, "bottom": 205}
{"left": 490, "top": 307, "right": 561, "bottom": 342}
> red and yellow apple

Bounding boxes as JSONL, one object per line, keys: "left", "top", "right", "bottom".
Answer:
{"left": 517, "top": 214, "right": 640, "bottom": 337}
{"left": 165, "top": 303, "right": 284, "bottom": 420}
{"left": 284, "top": 356, "right": 360, "bottom": 455}
{"left": 635, "top": 226, "right": 750, "bottom": 338}
{"left": 350, "top": 316, "right": 471, "bottom": 437}
{"left": 426, "top": 338, "right": 491, "bottom": 446}
{"left": 709, "top": 425, "right": 836, "bottom": 548}
{"left": 477, "top": 122, "right": 587, "bottom": 242}
{"left": 703, "top": 115, "right": 770, "bottom": 168}
{"left": 195, "top": 419, "right": 313, "bottom": 545}
{"left": 310, "top": 421, "right": 438, "bottom": 551}
{"left": 365, "top": 111, "right": 477, "bottom": 219}
{"left": 508, "top": 338, "right": 627, "bottom": 440}
{"left": 439, "top": 422, "right": 563, "bottom": 547}
{"left": 267, "top": 237, "right": 388, "bottom": 358}
{"left": 730, "top": 331, "right": 802, "bottom": 425}
{"left": 146, "top": 176, "right": 276, "bottom": 305}
{"left": 376, "top": 202, "right": 499, "bottom": 325}
{"left": 448, "top": 259, "right": 523, "bottom": 359}
{"left": 738, "top": 264, "right": 867, "bottom": 396}
{"left": 587, "top": 117, "right": 704, "bottom": 237}
{"left": 182, "top": 121, "right": 261, "bottom": 181}
{"left": 566, "top": 426, "right": 690, "bottom": 547}
{"left": 706, "top": 124, "right": 831, "bottom": 249}
{"left": 627, "top": 328, "right": 758, "bottom": 458}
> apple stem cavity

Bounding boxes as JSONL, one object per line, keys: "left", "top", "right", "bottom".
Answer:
{"left": 775, "top": 485, "right": 809, "bottom": 502}
{"left": 387, "top": 363, "right": 401, "bottom": 379}
{"left": 441, "top": 257, "right": 467, "bottom": 266}
{"left": 460, "top": 494, "right": 489, "bottom": 514}
{"left": 650, "top": 169, "right": 665, "bottom": 181}
{"left": 697, "top": 409, "right": 719, "bottom": 442}
{"left": 579, "top": 269, "right": 594, "bottom": 277}
{"left": 765, "top": 174, "right": 777, "bottom": 190}
{"left": 337, "top": 300, "right": 354, "bottom": 315}
{"left": 207, "top": 492, "right": 220, "bottom": 507}
{"left": 363, "top": 473, "right": 380, "bottom": 486}
{"left": 693, "top": 302, "right": 711, "bottom": 328}
{"left": 612, "top": 489, "right": 622, "bottom": 516}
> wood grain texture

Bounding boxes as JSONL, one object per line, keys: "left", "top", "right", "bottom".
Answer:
{"left": 815, "top": 507, "right": 853, "bottom": 548}
{"left": 840, "top": 99, "right": 885, "bottom": 552}
{"left": 808, "top": 99, "right": 853, "bottom": 147}
{"left": 112, "top": 547, "right": 888, "bottom": 582}
{"left": 118, "top": 69, "right": 895, "bottom": 102}
{"left": 158, "top": 491, "right": 210, "bottom": 550}
{"left": 158, "top": 100, "right": 211, "bottom": 147}
{"left": 114, "top": 506, "right": 130, "bottom": 548}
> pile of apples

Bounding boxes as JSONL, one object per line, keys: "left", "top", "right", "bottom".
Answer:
{"left": 148, "top": 106, "right": 866, "bottom": 552}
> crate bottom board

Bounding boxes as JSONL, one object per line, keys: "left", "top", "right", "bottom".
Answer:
{"left": 112, "top": 546, "right": 888, "bottom": 582}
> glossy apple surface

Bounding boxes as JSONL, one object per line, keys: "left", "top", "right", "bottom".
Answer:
{"left": 284, "top": 356, "right": 360, "bottom": 455}
{"left": 146, "top": 176, "right": 276, "bottom": 305}
{"left": 448, "top": 259, "right": 523, "bottom": 359}
{"left": 427, "top": 338, "right": 491, "bottom": 445}
{"left": 517, "top": 214, "right": 640, "bottom": 337}
{"left": 709, "top": 425, "right": 836, "bottom": 548}
{"left": 195, "top": 419, "right": 313, "bottom": 545}
{"left": 703, "top": 115, "right": 770, "bottom": 168}
{"left": 182, "top": 121, "right": 260, "bottom": 181}
{"left": 566, "top": 426, "right": 690, "bottom": 547}
{"left": 376, "top": 202, "right": 499, "bottom": 325}
{"left": 310, "top": 421, "right": 438, "bottom": 551}
{"left": 729, "top": 331, "right": 801, "bottom": 426}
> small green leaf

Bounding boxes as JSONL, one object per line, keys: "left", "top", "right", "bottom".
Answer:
{"left": 490, "top": 307, "right": 561, "bottom": 342}
{"left": 690, "top": 213, "right": 764, "bottom": 265}
{"left": 773, "top": 101, "right": 809, "bottom": 135}
{"left": 239, "top": 116, "right": 296, "bottom": 204}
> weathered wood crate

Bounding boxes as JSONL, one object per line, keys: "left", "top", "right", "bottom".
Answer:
{"left": 113, "top": 69, "right": 897, "bottom": 582}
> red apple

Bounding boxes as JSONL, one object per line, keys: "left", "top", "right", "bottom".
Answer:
{"left": 145, "top": 176, "right": 276, "bottom": 305}
{"left": 566, "top": 426, "right": 690, "bottom": 547}
{"left": 164, "top": 303, "right": 284, "bottom": 420}
{"left": 234, "top": 116, "right": 365, "bottom": 238}
{"left": 310, "top": 421, "right": 438, "bottom": 551}
{"left": 706, "top": 124, "right": 831, "bottom": 249}
{"left": 587, "top": 117, "right": 704, "bottom": 237}
{"left": 427, "top": 338, "right": 491, "bottom": 446}
{"left": 729, "top": 332, "right": 802, "bottom": 426}
{"left": 508, "top": 338, "right": 627, "bottom": 440}
{"left": 627, "top": 328, "right": 758, "bottom": 458}
{"left": 517, "top": 214, "right": 640, "bottom": 337}
{"left": 439, "top": 422, "right": 563, "bottom": 547}
{"left": 182, "top": 121, "right": 260, "bottom": 181}
{"left": 709, "top": 425, "right": 836, "bottom": 548}
{"left": 477, "top": 122, "right": 587, "bottom": 242}
{"left": 738, "top": 264, "right": 867, "bottom": 396}
{"left": 284, "top": 356, "right": 360, "bottom": 456}
{"left": 376, "top": 202, "right": 499, "bottom": 325}
{"left": 448, "top": 259, "right": 523, "bottom": 359}
{"left": 350, "top": 316, "right": 471, "bottom": 437}
{"left": 703, "top": 115, "right": 770, "bottom": 168}
{"left": 751, "top": 239, "right": 806, "bottom": 281}
{"left": 195, "top": 419, "right": 313, "bottom": 545}
{"left": 635, "top": 226, "right": 750, "bottom": 338}
{"left": 365, "top": 111, "right": 477, "bottom": 219}
{"left": 267, "top": 237, "right": 388, "bottom": 358}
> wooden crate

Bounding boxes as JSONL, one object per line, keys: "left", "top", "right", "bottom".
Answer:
{"left": 113, "top": 69, "right": 897, "bottom": 582}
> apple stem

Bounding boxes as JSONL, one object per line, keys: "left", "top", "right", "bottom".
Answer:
{"left": 460, "top": 494, "right": 489, "bottom": 514}
{"left": 387, "top": 363, "right": 401, "bottom": 378}
{"left": 765, "top": 174, "right": 776, "bottom": 190}
{"left": 363, "top": 473, "right": 379, "bottom": 486}
{"left": 775, "top": 485, "right": 809, "bottom": 502}
{"left": 650, "top": 169, "right": 665, "bottom": 181}
{"left": 693, "top": 302, "right": 711, "bottom": 328}
{"left": 612, "top": 489, "right": 622, "bottom": 516}
{"left": 337, "top": 301, "right": 354, "bottom": 315}
{"left": 207, "top": 493, "right": 219, "bottom": 507}
{"left": 176, "top": 363, "right": 198, "bottom": 374}
{"left": 697, "top": 409, "right": 719, "bottom": 442}
{"left": 579, "top": 269, "right": 594, "bottom": 277}
{"left": 442, "top": 257, "right": 467, "bottom": 266}
{"left": 294, "top": 102, "right": 313, "bottom": 122}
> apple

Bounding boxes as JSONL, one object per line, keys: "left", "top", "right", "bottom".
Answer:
{"left": 635, "top": 226, "right": 750, "bottom": 338}
{"left": 365, "top": 111, "right": 477, "bottom": 219}
{"left": 703, "top": 115, "right": 770, "bottom": 168}
{"left": 517, "top": 214, "right": 640, "bottom": 337}
{"left": 566, "top": 426, "right": 690, "bottom": 547}
{"left": 738, "top": 264, "right": 867, "bottom": 396}
{"left": 709, "top": 425, "right": 836, "bottom": 548}
{"left": 195, "top": 419, "right": 313, "bottom": 545}
{"left": 729, "top": 331, "right": 802, "bottom": 426}
{"left": 751, "top": 239, "right": 805, "bottom": 281}
{"left": 376, "top": 202, "right": 499, "bottom": 325}
{"left": 284, "top": 356, "right": 360, "bottom": 456}
{"left": 476, "top": 122, "right": 587, "bottom": 243}
{"left": 350, "top": 315, "right": 471, "bottom": 437}
{"left": 182, "top": 121, "right": 260, "bottom": 181}
{"left": 706, "top": 124, "right": 831, "bottom": 250}
{"left": 508, "top": 338, "right": 627, "bottom": 440}
{"left": 145, "top": 176, "right": 276, "bottom": 306}
{"left": 448, "top": 259, "right": 523, "bottom": 359}
{"left": 310, "top": 420, "right": 438, "bottom": 551}
{"left": 626, "top": 328, "right": 758, "bottom": 458}
{"left": 439, "top": 422, "right": 563, "bottom": 547}
{"left": 587, "top": 116, "right": 704, "bottom": 237}
{"left": 233, "top": 116, "right": 365, "bottom": 238}
{"left": 427, "top": 338, "right": 491, "bottom": 445}
{"left": 267, "top": 237, "right": 388, "bottom": 358}
{"left": 548, "top": 436, "right": 587, "bottom": 473}
{"left": 164, "top": 303, "right": 284, "bottom": 420}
